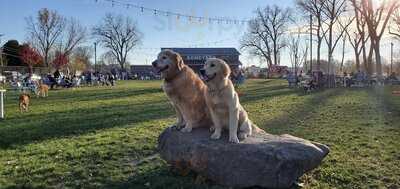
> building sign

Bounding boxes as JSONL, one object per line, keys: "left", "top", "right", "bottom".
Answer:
{"left": 185, "top": 55, "right": 216, "bottom": 61}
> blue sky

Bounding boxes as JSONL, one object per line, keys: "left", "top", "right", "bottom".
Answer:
{"left": 0, "top": 0, "right": 395, "bottom": 67}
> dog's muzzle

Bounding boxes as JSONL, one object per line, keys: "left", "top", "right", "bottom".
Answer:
{"left": 200, "top": 70, "right": 216, "bottom": 82}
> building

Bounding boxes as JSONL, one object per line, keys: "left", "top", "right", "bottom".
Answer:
{"left": 245, "top": 65, "right": 267, "bottom": 78}
{"left": 161, "top": 48, "right": 242, "bottom": 73}
{"left": 130, "top": 65, "right": 159, "bottom": 79}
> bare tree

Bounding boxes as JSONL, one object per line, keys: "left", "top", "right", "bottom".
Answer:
{"left": 61, "top": 18, "right": 87, "bottom": 56}
{"left": 321, "top": 0, "right": 352, "bottom": 79}
{"left": 349, "top": 0, "right": 372, "bottom": 74}
{"left": 289, "top": 30, "right": 308, "bottom": 79}
{"left": 241, "top": 5, "right": 292, "bottom": 67}
{"left": 297, "top": 0, "right": 325, "bottom": 71}
{"left": 92, "top": 14, "right": 142, "bottom": 70}
{"left": 26, "top": 8, "right": 65, "bottom": 67}
{"left": 241, "top": 19, "right": 273, "bottom": 67}
{"left": 390, "top": 10, "right": 400, "bottom": 39}
{"left": 357, "top": 0, "right": 399, "bottom": 78}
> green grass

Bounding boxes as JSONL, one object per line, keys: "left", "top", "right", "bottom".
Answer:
{"left": 0, "top": 80, "right": 399, "bottom": 189}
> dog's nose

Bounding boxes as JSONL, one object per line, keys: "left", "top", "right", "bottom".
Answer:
{"left": 200, "top": 69, "right": 206, "bottom": 75}
{"left": 152, "top": 61, "right": 158, "bottom": 67}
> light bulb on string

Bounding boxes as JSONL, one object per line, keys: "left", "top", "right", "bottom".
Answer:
{"left": 154, "top": 9, "right": 157, "bottom": 15}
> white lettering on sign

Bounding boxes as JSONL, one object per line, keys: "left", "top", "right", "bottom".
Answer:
{"left": 185, "top": 55, "right": 216, "bottom": 60}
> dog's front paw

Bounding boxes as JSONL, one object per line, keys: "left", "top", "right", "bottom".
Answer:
{"left": 229, "top": 136, "right": 240, "bottom": 143}
{"left": 209, "top": 127, "right": 215, "bottom": 132}
{"left": 180, "top": 126, "right": 192, "bottom": 133}
{"left": 210, "top": 132, "right": 221, "bottom": 140}
{"left": 238, "top": 132, "right": 248, "bottom": 140}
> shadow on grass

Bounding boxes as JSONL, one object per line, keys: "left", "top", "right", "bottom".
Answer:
{"left": 0, "top": 100, "right": 174, "bottom": 149}
{"left": 260, "top": 88, "right": 344, "bottom": 133}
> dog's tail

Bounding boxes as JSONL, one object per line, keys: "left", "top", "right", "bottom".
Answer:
{"left": 249, "top": 120, "right": 266, "bottom": 134}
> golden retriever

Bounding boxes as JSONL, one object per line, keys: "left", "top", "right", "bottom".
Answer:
{"left": 201, "top": 58, "right": 264, "bottom": 143}
{"left": 152, "top": 49, "right": 212, "bottom": 132}
{"left": 19, "top": 94, "right": 30, "bottom": 113}
{"left": 36, "top": 84, "right": 49, "bottom": 97}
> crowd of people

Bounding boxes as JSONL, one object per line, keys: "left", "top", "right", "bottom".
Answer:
{"left": 7, "top": 69, "right": 119, "bottom": 93}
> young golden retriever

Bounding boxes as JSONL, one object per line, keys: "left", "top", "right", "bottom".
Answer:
{"left": 152, "top": 49, "right": 212, "bottom": 132}
{"left": 36, "top": 84, "right": 49, "bottom": 97}
{"left": 19, "top": 94, "right": 30, "bottom": 113}
{"left": 201, "top": 58, "right": 264, "bottom": 143}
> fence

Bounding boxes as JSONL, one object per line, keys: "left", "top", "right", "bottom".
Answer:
{"left": 0, "top": 66, "right": 51, "bottom": 75}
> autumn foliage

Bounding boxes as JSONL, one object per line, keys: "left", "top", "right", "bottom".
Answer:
{"left": 52, "top": 51, "right": 69, "bottom": 69}
{"left": 19, "top": 44, "right": 43, "bottom": 74}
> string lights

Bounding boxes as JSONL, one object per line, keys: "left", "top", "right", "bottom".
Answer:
{"left": 94, "top": 0, "right": 250, "bottom": 25}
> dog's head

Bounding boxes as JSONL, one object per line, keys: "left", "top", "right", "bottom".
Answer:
{"left": 152, "top": 49, "right": 184, "bottom": 79}
{"left": 200, "top": 58, "right": 231, "bottom": 83}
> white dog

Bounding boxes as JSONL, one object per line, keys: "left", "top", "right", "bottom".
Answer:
{"left": 201, "top": 58, "right": 264, "bottom": 143}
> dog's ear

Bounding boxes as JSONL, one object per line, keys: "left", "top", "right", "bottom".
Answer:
{"left": 221, "top": 61, "right": 231, "bottom": 78}
{"left": 173, "top": 52, "right": 184, "bottom": 71}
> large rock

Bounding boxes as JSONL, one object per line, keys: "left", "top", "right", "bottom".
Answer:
{"left": 158, "top": 126, "right": 329, "bottom": 188}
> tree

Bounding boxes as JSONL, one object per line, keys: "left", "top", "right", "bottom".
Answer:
{"left": 27, "top": 8, "right": 65, "bottom": 67}
{"left": 92, "top": 13, "right": 141, "bottom": 70}
{"left": 356, "top": 0, "right": 399, "bottom": 78}
{"left": 349, "top": 0, "right": 372, "bottom": 74}
{"left": 52, "top": 51, "right": 69, "bottom": 69}
{"left": 297, "top": 0, "right": 325, "bottom": 71}
{"left": 289, "top": 30, "right": 308, "bottom": 78}
{"left": 241, "top": 5, "right": 292, "bottom": 67}
{"left": 390, "top": 10, "right": 400, "bottom": 39}
{"left": 321, "top": 0, "right": 352, "bottom": 79}
{"left": 61, "top": 18, "right": 87, "bottom": 56}
{"left": 19, "top": 44, "right": 43, "bottom": 75}
{"left": 69, "top": 46, "right": 92, "bottom": 74}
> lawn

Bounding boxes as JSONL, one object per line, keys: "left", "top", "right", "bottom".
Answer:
{"left": 0, "top": 79, "right": 399, "bottom": 189}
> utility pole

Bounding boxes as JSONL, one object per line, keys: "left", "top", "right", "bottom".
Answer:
{"left": 391, "top": 42, "right": 394, "bottom": 74}
{"left": 0, "top": 34, "right": 4, "bottom": 67}
{"left": 309, "top": 15, "right": 313, "bottom": 73}
{"left": 94, "top": 42, "right": 97, "bottom": 73}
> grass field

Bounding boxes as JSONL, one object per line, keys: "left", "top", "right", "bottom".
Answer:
{"left": 0, "top": 79, "right": 399, "bottom": 189}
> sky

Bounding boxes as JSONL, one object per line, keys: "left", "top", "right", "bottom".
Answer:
{"left": 0, "top": 0, "right": 396, "bottom": 68}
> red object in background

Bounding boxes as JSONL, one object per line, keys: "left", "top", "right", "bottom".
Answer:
{"left": 52, "top": 51, "right": 69, "bottom": 69}
{"left": 392, "top": 91, "right": 400, "bottom": 96}
{"left": 19, "top": 44, "right": 43, "bottom": 74}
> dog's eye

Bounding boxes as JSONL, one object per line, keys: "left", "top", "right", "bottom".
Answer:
{"left": 210, "top": 64, "right": 215, "bottom": 67}
{"left": 162, "top": 56, "right": 167, "bottom": 60}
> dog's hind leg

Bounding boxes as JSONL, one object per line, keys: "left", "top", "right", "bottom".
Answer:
{"left": 238, "top": 119, "right": 252, "bottom": 140}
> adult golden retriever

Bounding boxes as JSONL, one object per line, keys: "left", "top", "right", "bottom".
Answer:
{"left": 19, "top": 94, "right": 30, "bottom": 113}
{"left": 152, "top": 49, "right": 212, "bottom": 132}
{"left": 200, "top": 58, "right": 264, "bottom": 143}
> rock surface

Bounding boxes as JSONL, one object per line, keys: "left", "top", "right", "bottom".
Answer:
{"left": 158, "top": 126, "right": 330, "bottom": 188}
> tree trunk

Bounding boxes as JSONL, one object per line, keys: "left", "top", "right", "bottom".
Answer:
{"left": 355, "top": 50, "right": 361, "bottom": 72}
{"left": 29, "top": 65, "right": 33, "bottom": 76}
{"left": 374, "top": 41, "right": 382, "bottom": 79}
{"left": 367, "top": 45, "right": 374, "bottom": 76}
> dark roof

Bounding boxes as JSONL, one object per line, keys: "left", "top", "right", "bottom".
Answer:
{"left": 161, "top": 48, "right": 240, "bottom": 56}
{"left": 131, "top": 65, "right": 153, "bottom": 68}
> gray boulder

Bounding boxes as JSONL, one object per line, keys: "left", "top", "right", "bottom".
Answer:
{"left": 158, "top": 126, "right": 329, "bottom": 188}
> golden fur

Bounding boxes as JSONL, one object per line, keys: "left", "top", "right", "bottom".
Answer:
{"left": 202, "top": 58, "right": 264, "bottom": 143}
{"left": 152, "top": 49, "right": 212, "bottom": 132}
{"left": 37, "top": 84, "right": 49, "bottom": 97}
{"left": 19, "top": 94, "right": 30, "bottom": 113}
